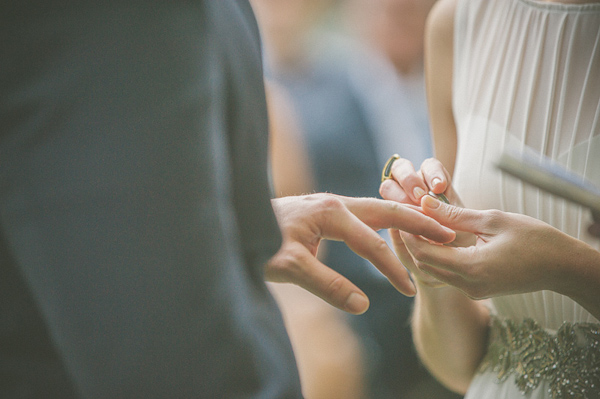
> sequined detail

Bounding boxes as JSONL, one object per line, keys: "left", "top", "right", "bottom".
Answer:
{"left": 478, "top": 316, "right": 600, "bottom": 399}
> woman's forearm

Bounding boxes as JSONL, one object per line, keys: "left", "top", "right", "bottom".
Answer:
{"left": 553, "top": 233, "right": 600, "bottom": 321}
{"left": 412, "top": 284, "right": 490, "bottom": 394}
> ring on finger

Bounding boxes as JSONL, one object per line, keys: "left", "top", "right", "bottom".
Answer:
{"left": 381, "top": 154, "right": 400, "bottom": 182}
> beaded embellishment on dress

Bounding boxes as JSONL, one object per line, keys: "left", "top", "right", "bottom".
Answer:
{"left": 478, "top": 316, "right": 600, "bottom": 398}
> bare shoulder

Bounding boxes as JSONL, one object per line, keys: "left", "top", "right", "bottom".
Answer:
{"left": 426, "top": 0, "right": 457, "bottom": 50}
{"left": 425, "top": 0, "right": 458, "bottom": 84}
{"left": 425, "top": 0, "right": 459, "bottom": 174}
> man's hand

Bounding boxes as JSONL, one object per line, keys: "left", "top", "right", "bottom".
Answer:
{"left": 267, "top": 193, "right": 456, "bottom": 314}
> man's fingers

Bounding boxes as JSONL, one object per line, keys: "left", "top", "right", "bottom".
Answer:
{"left": 322, "top": 209, "right": 416, "bottom": 296}
{"left": 342, "top": 197, "right": 456, "bottom": 244}
{"left": 283, "top": 247, "right": 371, "bottom": 314}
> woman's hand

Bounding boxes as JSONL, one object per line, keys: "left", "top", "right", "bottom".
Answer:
{"left": 389, "top": 227, "right": 449, "bottom": 288}
{"left": 379, "top": 156, "right": 471, "bottom": 287}
{"left": 401, "top": 195, "right": 599, "bottom": 300}
{"left": 380, "top": 157, "right": 459, "bottom": 206}
{"left": 266, "top": 193, "right": 456, "bottom": 314}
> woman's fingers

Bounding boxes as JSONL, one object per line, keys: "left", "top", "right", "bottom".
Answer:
{"left": 420, "top": 158, "right": 451, "bottom": 193}
{"left": 389, "top": 158, "right": 429, "bottom": 203}
{"left": 380, "top": 179, "right": 412, "bottom": 204}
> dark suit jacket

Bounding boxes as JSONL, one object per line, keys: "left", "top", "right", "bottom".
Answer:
{"left": 0, "top": 1, "right": 301, "bottom": 397}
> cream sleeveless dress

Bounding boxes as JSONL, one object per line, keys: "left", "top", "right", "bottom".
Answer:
{"left": 452, "top": 0, "right": 600, "bottom": 397}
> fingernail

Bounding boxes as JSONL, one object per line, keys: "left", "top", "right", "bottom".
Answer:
{"left": 432, "top": 177, "right": 442, "bottom": 188}
{"left": 423, "top": 194, "right": 441, "bottom": 209}
{"left": 406, "top": 282, "right": 417, "bottom": 297}
{"left": 413, "top": 187, "right": 426, "bottom": 200}
{"left": 345, "top": 293, "right": 370, "bottom": 314}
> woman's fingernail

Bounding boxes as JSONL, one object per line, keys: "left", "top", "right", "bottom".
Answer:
{"left": 345, "top": 293, "right": 370, "bottom": 314}
{"left": 432, "top": 177, "right": 442, "bottom": 188}
{"left": 413, "top": 187, "right": 426, "bottom": 200}
{"left": 423, "top": 194, "right": 441, "bottom": 209}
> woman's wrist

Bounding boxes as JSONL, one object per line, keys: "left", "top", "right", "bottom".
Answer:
{"left": 413, "top": 277, "right": 465, "bottom": 301}
{"left": 550, "top": 231, "right": 600, "bottom": 319}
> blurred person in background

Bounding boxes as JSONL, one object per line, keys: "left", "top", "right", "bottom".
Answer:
{"left": 266, "top": 80, "right": 367, "bottom": 399}
{"left": 252, "top": 0, "right": 461, "bottom": 398}
{"left": 342, "top": 0, "right": 433, "bottom": 170}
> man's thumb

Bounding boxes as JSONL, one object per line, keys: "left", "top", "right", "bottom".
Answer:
{"left": 421, "top": 194, "right": 480, "bottom": 232}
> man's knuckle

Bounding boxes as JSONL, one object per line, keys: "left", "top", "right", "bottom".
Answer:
{"left": 319, "top": 195, "right": 344, "bottom": 212}
{"left": 326, "top": 276, "right": 345, "bottom": 297}
{"left": 387, "top": 200, "right": 404, "bottom": 212}
{"left": 372, "top": 236, "right": 389, "bottom": 253}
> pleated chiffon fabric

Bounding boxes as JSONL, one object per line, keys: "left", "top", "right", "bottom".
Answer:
{"left": 451, "top": 0, "right": 600, "bottom": 397}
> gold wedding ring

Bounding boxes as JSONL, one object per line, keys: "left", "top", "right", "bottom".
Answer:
{"left": 381, "top": 154, "right": 400, "bottom": 182}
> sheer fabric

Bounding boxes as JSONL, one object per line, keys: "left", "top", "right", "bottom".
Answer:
{"left": 452, "top": 0, "right": 600, "bottom": 397}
